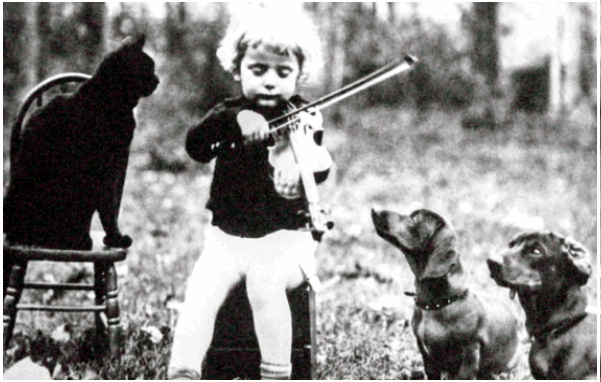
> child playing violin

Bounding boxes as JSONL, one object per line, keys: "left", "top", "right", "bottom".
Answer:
{"left": 168, "top": 6, "right": 332, "bottom": 380}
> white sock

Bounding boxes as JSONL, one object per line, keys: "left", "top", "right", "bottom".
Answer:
{"left": 260, "top": 361, "right": 292, "bottom": 380}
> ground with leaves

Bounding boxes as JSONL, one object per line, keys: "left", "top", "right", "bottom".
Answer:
{"left": 3, "top": 105, "right": 597, "bottom": 379}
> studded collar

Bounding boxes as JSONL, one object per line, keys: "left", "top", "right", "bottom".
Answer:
{"left": 405, "top": 289, "right": 470, "bottom": 311}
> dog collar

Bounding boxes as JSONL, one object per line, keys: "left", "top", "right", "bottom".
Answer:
{"left": 532, "top": 312, "right": 588, "bottom": 345}
{"left": 406, "top": 289, "right": 469, "bottom": 311}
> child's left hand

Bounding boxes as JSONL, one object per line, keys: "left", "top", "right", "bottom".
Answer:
{"left": 273, "top": 165, "right": 302, "bottom": 199}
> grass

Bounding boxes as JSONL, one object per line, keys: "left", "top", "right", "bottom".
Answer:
{"left": 3, "top": 105, "right": 597, "bottom": 379}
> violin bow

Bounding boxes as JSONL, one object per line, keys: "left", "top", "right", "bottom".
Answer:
{"left": 269, "top": 53, "right": 418, "bottom": 131}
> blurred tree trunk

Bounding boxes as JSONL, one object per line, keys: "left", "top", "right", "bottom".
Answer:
{"left": 78, "top": 3, "right": 106, "bottom": 73}
{"left": 578, "top": 4, "right": 595, "bottom": 101}
{"left": 323, "top": 3, "right": 346, "bottom": 94}
{"left": 200, "top": 4, "right": 230, "bottom": 110}
{"left": 34, "top": 2, "right": 52, "bottom": 83}
{"left": 3, "top": 2, "right": 28, "bottom": 107}
{"left": 164, "top": 3, "right": 229, "bottom": 111}
{"left": 471, "top": 3, "right": 498, "bottom": 88}
{"left": 549, "top": 3, "right": 594, "bottom": 118}
{"left": 165, "top": 2, "right": 186, "bottom": 56}
{"left": 461, "top": 3, "right": 503, "bottom": 129}
{"left": 387, "top": 3, "right": 396, "bottom": 23}
{"left": 578, "top": 3, "right": 597, "bottom": 117}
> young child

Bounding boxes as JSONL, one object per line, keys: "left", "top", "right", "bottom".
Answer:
{"left": 168, "top": 6, "right": 330, "bottom": 380}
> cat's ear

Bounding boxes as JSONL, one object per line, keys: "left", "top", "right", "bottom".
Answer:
{"left": 132, "top": 34, "right": 146, "bottom": 49}
{"left": 120, "top": 36, "right": 135, "bottom": 47}
{"left": 120, "top": 34, "right": 145, "bottom": 50}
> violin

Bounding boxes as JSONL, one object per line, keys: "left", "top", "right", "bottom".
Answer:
{"left": 224, "top": 53, "right": 418, "bottom": 240}
{"left": 237, "top": 103, "right": 333, "bottom": 240}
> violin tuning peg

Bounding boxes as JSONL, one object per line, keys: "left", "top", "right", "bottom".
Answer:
{"left": 320, "top": 206, "right": 332, "bottom": 215}
{"left": 296, "top": 210, "right": 310, "bottom": 218}
{"left": 311, "top": 230, "right": 325, "bottom": 242}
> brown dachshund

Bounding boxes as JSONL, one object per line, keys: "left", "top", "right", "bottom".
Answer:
{"left": 488, "top": 231, "right": 597, "bottom": 380}
{"left": 372, "top": 208, "right": 520, "bottom": 379}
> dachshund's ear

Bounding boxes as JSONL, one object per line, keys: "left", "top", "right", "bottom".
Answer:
{"left": 562, "top": 236, "right": 592, "bottom": 286}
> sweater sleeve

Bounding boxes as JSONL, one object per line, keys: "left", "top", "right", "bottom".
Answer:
{"left": 185, "top": 103, "right": 242, "bottom": 163}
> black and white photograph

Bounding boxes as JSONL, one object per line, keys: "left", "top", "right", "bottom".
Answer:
{"left": 3, "top": 2, "right": 598, "bottom": 380}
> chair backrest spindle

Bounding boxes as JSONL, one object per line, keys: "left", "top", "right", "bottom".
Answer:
{"left": 9, "top": 73, "right": 91, "bottom": 181}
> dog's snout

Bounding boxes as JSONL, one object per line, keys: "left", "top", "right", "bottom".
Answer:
{"left": 487, "top": 258, "right": 501, "bottom": 273}
{"left": 371, "top": 208, "right": 392, "bottom": 238}
{"left": 487, "top": 257, "right": 511, "bottom": 288}
{"left": 487, "top": 250, "right": 504, "bottom": 265}
{"left": 487, "top": 250, "right": 506, "bottom": 276}
{"left": 371, "top": 207, "right": 386, "bottom": 223}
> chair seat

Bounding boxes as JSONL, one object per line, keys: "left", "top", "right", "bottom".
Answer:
{"left": 4, "top": 230, "right": 128, "bottom": 262}
{"left": 3, "top": 244, "right": 127, "bottom": 263}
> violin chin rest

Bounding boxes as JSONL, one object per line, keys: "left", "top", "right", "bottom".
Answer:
{"left": 277, "top": 191, "right": 302, "bottom": 200}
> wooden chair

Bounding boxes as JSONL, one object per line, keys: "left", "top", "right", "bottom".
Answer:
{"left": 202, "top": 281, "right": 316, "bottom": 380}
{"left": 3, "top": 73, "right": 128, "bottom": 356}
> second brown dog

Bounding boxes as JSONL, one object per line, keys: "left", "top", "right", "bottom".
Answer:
{"left": 372, "top": 208, "right": 520, "bottom": 379}
{"left": 488, "top": 231, "right": 597, "bottom": 379}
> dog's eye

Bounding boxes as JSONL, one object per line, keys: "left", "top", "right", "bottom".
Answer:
{"left": 529, "top": 246, "right": 543, "bottom": 257}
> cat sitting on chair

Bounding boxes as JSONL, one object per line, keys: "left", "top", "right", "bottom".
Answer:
{"left": 3, "top": 35, "right": 159, "bottom": 250}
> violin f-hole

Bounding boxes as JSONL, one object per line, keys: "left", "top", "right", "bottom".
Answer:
{"left": 313, "top": 130, "right": 323, "bottom": 145}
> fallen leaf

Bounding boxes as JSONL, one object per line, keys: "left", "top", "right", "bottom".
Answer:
{"left": 51, "top": 324, "right": 71, "bottom": 344}
{"left": 141, "top": 326, "right": 163, "bottom": 344}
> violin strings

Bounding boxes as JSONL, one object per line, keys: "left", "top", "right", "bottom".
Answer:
{"left": 266, "top": 102, "right": 301, "bottom": 137}
{"left": 269, "top": 118, "right": 296, "bottom": 135}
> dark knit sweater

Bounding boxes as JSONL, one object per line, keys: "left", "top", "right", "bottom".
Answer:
{"left": 186, "top": 95, "right": 327, "bottom": 238}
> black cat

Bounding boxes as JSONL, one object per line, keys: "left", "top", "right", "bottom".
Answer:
{"left": 3, "top": 35, "right": 159, "bottom": 251}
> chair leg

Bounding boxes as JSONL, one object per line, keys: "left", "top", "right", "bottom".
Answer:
{"left": 3, "top": 257, "right": 13, "bottom": 298}
{"left": 105, "top": 263, "right": 122, "bottom": 356}
{"left": 3, "top": 261, "right": 27, "bottom": 350}
{"left": 93, "top": 262, "right": 108, "bottom": 334}
{"left": 308, "top": 285, "right": 316, "bottom": 380}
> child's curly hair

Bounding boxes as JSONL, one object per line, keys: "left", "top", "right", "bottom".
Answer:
{"left": 217, "top": 4, "right": 322, "bottom": 84}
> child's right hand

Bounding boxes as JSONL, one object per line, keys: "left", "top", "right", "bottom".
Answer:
{"left": 237, "top": 110, "right": 270, "bottom": 144}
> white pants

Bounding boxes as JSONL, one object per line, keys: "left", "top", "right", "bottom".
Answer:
{"left": 168, "top": 225, "right": 319, "bottom": 376}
